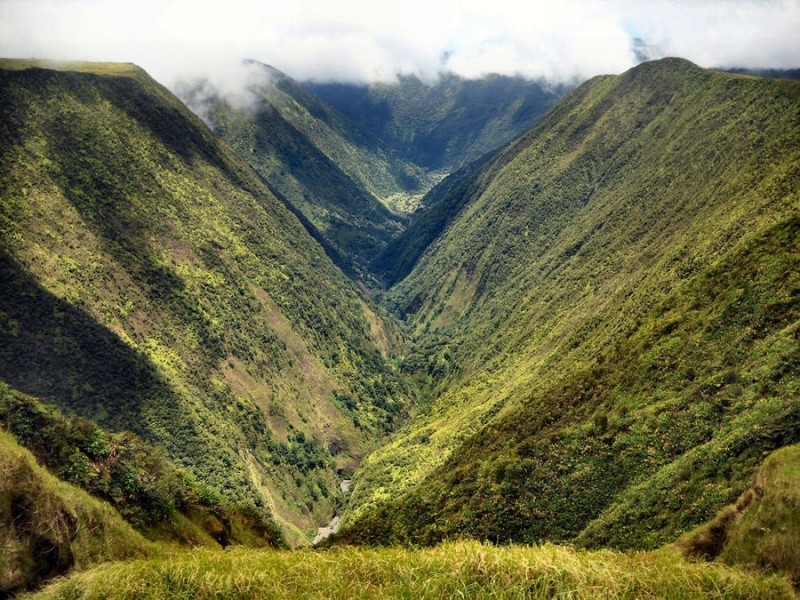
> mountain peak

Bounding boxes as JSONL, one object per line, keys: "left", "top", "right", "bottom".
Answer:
{"left": 242, "top": 58, "right": 290, "bottom": 81}
{"left": 619, "top": 56, "right": 708, "bottom": 87}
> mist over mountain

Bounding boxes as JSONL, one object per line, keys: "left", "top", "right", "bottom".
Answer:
{"left": 2, "top": 0, "right": 799, "bottom": 101}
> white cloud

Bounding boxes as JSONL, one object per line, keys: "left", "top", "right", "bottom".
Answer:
{"left": 623, "top": 0, "right": 800, "bottom": 70}
{"left": 0, "top": 0, "right": 797, "bottom": 92}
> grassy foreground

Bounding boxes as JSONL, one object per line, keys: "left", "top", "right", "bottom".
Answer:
{"left": 680, "top": 444, "right": 800, "bottom": 586}
{"left": 0, "top": 431, "right": 153, "bottom": 594}
{"left": 28, "top": 541, "right": 795, "bottom": 599}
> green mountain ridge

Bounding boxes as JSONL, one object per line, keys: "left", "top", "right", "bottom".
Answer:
{"left": 371, "top": 151, "right": 497, "bottom": 287}
{"left": 184, "top": 62, "right": 423, "bottom": 279}
{"left": 0, "top": 59, "right": 410, "bottom": 547}
{"left": 2, "top": 55, "right": 800, "bottom": 596}
{"left": 337, "top": 58, "right": 800, "bottom": 549}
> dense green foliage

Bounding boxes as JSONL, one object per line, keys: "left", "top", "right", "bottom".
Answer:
{"left": 371, "top": 153, "right": 496, "bottom": 286}
{"left": 340, "top": 59, "right": 800, "bottom": 549}
{"left": 0, "top": 429, "right": 154, "bottom": 595}
{"left": 308, "top": 72, "right": 566, "bottom": 172}
{"left": 0, "top": 382, "right": 280, "bottom": 546}
{"left": 187, "top": 63, "right": 415, "bottom": 279}
{"left": 681, "top": 443, "right": 800, "bottom": 587}
{"left": 0, "top": 60, "right": 409, "bottom": 545}
{"left": 28, "top": 540, "right": 796, "bottom": 599}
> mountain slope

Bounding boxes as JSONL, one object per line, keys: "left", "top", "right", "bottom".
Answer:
{"left": 680, "top": 443, "right": 800, "bottom": 586}
{"left": 0, "top": 382, "right": 279, "bottom": 549}
{"left": 307, "top": 72, "right": 566, "bottom": 173}
{"left": 370, "top": 152, "right": 497, "bottom": 286}
{"left": 0, "top": 427, "right": 153, "bottom": 595}
{"left": 338, "top": 58, "right": 800, "bottom": 547}
{"left": 0, "top": 59, "right": 410, "bottom": 545}
{"left": 253, "top": 63, "right": 432, "bottom": 203}
{"left": 187, "top": 63, "right": 421, "bottom": 279}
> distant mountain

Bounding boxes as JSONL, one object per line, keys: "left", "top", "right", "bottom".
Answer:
{"left": 370, "top": 153, "right": 496, "bottom": 287}
{"left": 0, "top": 59, "right": 410, "bottom": 546}
{"left": 181, "top": 62, "right": 430, "bottom": 280}
{"left": 721, "top": 67, "right": 800, "bottom": 80}
{"left": 182, "top": 64, "right": 566, "bottom": 282}
{"left": 306, "top": 72, "right": 567, "bottom": 173}
{"left": 337, "top": 59, "right": 800, "bottom": 549}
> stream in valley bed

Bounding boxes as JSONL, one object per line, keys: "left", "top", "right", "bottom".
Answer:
{"left": 313, "top": 479, "right": 351, "bottom": 545}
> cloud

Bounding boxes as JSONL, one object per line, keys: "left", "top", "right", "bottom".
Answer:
{"left": 0, "top": 0, "right": 798, "bottom": 93}
{"left": 622, "top": 0, "right": 800, "bottom": 70}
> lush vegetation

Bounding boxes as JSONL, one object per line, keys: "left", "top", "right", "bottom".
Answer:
{"left": 371, "top": 152, "right": 496, "bottom": 286}
{"left": 27, "top": 540, "right": 796, "bottom": 599}
{"left": 3, "top": 55, "right": 800, "bottom": 598}
{"left": 0, "top": 429, "right": 154, "bottom": 595}
{"left": 340, "top": 59, "right": 800, "bottom": 549}
{"left": 680, "top": 443, "right": 800, "bottom": 587}
{"left": 0, "top": 59, "right": 410, "bottom": 546}
{"left": 308, "top": 72, "right": 566, "bottom": 173}
{"left": 0, "top": 382, "right": 281, "bottom": 547}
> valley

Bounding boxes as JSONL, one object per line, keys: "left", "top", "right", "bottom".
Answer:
{"left": 0, "top": 55, "right": 798, "bottom": 598}
{"left": 181, "top": 62, "right": 564, "bottom": 281}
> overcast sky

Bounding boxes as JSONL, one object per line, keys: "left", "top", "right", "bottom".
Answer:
{"left": 1, "top": 0, "right": 798, "bottom": 90}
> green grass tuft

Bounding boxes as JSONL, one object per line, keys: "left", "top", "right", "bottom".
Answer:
{"left": 681, "top": 443, "right": 800, "bottom": 587}
{"left": 0, "top": 430, "right": 154, "bottom": 595}
{"left": 27, "top": 540, "right": 796, "bottom": 599}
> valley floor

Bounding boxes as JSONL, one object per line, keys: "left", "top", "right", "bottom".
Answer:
{"left": 25, "top": 541, "right": 795, "bottom": 599}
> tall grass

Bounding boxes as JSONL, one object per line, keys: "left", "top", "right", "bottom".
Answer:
{"left": 681, "top": 444, "right": 800, "bottom": 586}
{"left": 29, "top": 541, "right": 795, "bottom": 599}
{"left": 0, "top": 432, "right": 153, "bottom": 594}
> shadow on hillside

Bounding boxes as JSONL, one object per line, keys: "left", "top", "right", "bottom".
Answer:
{"left": 0, "top": 249, "right": 172, "bottom": 433}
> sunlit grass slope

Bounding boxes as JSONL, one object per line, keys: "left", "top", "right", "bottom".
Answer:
{"left": 341, "top": 58, "right": 800, "bottom": 547}
{"left": 0, "top": 430, "right": 153, "bottom": 595}
{"left": 0, "top": 59, "right": 140, "bottom": 76}
{"left": 27, "top": 540, "right": 796, "bottom": 599}
{"left": 681, "top": 443, "right": 800, "bottom": 587}
{"left": 0, "top": 59, "right": 410, "bottom": 544}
